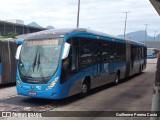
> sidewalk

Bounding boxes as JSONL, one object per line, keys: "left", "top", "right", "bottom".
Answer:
{"left": 147, "top": 58, "right": 158, "bottom": 64}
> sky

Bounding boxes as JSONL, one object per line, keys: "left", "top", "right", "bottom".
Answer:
{"left": 0, "top": 0, "right": 160, "bottom": 36}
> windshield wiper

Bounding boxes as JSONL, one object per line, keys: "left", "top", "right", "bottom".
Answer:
{"left": 33, "top": 49, "right": 38, "bottom": 72}
{"left": 37, "top": 54, "right": 41, "bottom": 69}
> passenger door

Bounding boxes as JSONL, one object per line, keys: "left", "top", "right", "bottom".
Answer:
{"left": 108, "top": 42, "right": 116, "bottom": 81}
{"left": 91, "top": 42, "right": 102, "bottom": 88}
{"left": 92, "top": 42, "right": 101, "bottom": 76}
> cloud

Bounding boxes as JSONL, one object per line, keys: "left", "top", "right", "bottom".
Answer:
{"left": 0, "top": 0, "right": 159, "bottom": 36}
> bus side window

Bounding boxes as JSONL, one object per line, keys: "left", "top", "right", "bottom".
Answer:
{"left": 109, "top": 42, "right": 116, "bottom": 61}
{"left": 101, "top": 42, "right": 109, "bottom": 62}
{"left": 116, "top": 43, "right": 126, "bottom": 61}
{"left": 79, "top": 38, "right": 92, "bottom": 68}
{"left": 131, "top": 45, "right": 136, "bottom": 68}
{"left": 92, "top": 42, "right": 101, "bottom": 63}
{"left": 71, "top": 46, "right": 79, "bottom": 70}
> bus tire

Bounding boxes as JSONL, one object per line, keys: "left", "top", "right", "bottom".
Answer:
{"left": 114, "top": 73, "right": 120, "bottom": 85}
{"left": 80, "top": 80, "right": 89, "bottom": 98}
{"left": 142, "top": 65, "right": 143, "bottom": 71}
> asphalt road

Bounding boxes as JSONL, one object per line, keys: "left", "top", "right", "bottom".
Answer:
{"left": 0, "top": 58, "right": 158, "bottom": 120}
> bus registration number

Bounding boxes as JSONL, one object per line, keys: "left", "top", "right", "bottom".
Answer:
{"left": 29, "top": 91, "right": 37, "bottom": 95}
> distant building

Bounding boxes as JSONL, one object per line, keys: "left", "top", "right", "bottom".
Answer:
{"left": 0, "top": 19, "right": 46, "bottom": 36}
{"left": 6, "top": 19, "right": 24, "bottom": 25}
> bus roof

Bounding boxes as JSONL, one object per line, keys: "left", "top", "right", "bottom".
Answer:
{"left": 24, "top": 28, "right": 145, "bottom": 46}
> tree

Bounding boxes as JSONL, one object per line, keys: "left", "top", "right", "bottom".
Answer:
{"left": 7, "top": 32, "right": 18, "bottom": 38}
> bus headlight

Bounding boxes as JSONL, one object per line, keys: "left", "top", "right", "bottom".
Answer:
{"left": 17, "top": 80, "right": 21, "bottom": 87}
{"left": 46, "top": 77, "right": 59, "bottom": 90}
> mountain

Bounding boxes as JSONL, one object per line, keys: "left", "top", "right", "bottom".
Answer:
{"left": 118, "top": 30, "right": 155, "bottom": 41}
{"left": 46, "top": 25, "right": 55, "bottom": 30}
{"left": 28, "top": 22, "right": 43, "bottom": 28}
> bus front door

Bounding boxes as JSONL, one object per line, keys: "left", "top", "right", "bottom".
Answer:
{"left": 108, "top": 43, "right": 116, "bottom": 82}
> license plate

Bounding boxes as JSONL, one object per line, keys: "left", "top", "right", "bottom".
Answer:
{"left": 29, "top": 91, "right": 37, "bottom": 95}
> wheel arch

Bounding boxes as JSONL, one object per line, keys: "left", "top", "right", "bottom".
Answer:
{"left": 82, "top": 75, "right": 91, "bottom": 89}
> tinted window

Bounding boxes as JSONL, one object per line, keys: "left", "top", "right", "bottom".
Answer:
{"left": 109, "top": 42, "right": 116, "bottom": 61}
{"left": 92, "top": 42, "right": 101, "bottom": 64}
{"left": 116, "top": 43, "right": 126, "bottom": 61}
{"left": 101, "top": 42, "right": 109, "bottom": 62}
{"left": 79, "top": 38, "right": 93, "bottom": 68}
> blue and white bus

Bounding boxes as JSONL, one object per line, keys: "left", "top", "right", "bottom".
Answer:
{"left": 16, "top": 28, "right": 147, "bottom": 99}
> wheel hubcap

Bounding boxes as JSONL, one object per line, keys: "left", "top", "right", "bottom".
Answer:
{"left": 82, "top": 84, "right": 87, "bottom": 93}
{"left": 115, "top": 76, "right": 118, "bottom": 83}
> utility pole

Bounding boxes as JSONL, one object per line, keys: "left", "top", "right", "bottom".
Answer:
{"left": 77, "top": 0, "right": 80, "bottom": 28}
{"left": 123, "top": 12, "right": 129, "bottom": 38}
{"left": 144, "top": 24, "right": 149, "bottom": 45}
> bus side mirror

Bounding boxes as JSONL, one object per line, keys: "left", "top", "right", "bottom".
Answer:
{"left": 15, "top": 45, "right": 22, "bottom": 60}
{"left": 62, "top": 42, "right": 71, "bottom": 60}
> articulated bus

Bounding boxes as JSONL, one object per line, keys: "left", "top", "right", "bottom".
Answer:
{"left": 16, "top": 28, "right": 147, "bottom": 99}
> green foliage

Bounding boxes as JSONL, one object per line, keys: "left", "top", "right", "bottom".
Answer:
{"left": 7, "top": 32, "right": 18, "bottom": 38}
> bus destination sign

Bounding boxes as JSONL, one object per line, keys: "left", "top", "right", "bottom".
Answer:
{"left": 26, "top": 39, "right": 59, "bottom": 46}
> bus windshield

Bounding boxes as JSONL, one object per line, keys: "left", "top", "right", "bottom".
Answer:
{"left": 18, "top": 38, "right": 63, "bottom": 78}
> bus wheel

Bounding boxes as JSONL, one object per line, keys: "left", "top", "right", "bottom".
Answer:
{"left": 114, "top": 74, "right": 119, "bottom": 85}
{"left": 80, "top": 80, "right": 89, "bottom": 97}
